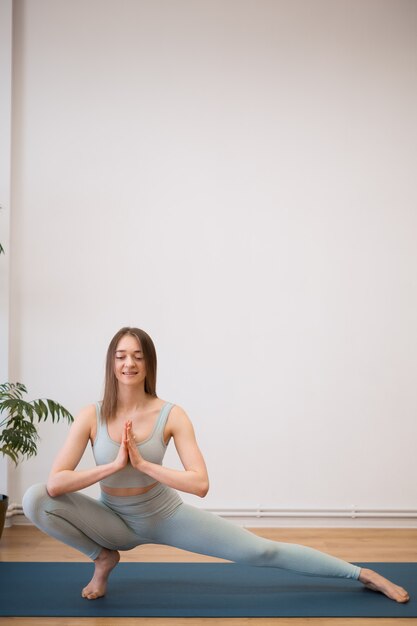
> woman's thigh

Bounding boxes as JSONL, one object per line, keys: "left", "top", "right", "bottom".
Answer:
{"left": 23, "top": 483, "right": 142, "bottom": 555}
{"left": 150, "top": 503, "right": 266, "bottom": 563}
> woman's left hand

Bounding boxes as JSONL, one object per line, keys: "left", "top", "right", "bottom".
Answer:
{"left": 124, "top": 421, "right": 145, "bottom": 471}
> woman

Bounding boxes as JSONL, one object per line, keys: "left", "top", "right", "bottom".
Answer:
{"left": 23, "top": 327, "right": 409, "bottom": 602}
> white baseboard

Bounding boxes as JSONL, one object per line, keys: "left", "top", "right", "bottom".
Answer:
{"left": 6, "top": 502, "right": 417, "bottom": 528}
{"left": 206, "top": 506, "right": 417, "bottom": 527}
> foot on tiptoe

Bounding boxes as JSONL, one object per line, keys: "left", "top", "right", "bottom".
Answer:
{"left": 81, "top": 548, "right": 120, "bottom": 600}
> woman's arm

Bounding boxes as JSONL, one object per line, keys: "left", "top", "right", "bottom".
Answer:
{"left": 46, "top": 405, "right": 128, "bottom": 497}
{"left": 126, "top": 405, "right": 209, "bottom": 498}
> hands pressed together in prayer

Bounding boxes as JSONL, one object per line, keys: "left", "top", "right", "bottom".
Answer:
{"left": 113, "top": 421, "right": 144, "bottom": 471}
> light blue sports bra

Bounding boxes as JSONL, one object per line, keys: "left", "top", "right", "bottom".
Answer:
{"left": 92, "top": 401, "right": 174, "bottom": 488}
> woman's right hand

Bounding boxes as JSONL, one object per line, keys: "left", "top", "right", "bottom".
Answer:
{"left": 112, "top": 423, "right": 129, "bottom": 471}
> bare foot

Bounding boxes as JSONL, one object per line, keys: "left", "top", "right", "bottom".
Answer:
{"left": 81, "top": 548, "right": 120, "bottom": 600}
{"left": 359, "top": 567, "right": 410, "bottom": 603}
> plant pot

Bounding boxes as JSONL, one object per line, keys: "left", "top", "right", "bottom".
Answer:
{"left": 0, "top": 494, "right": 9, "bottom": 539}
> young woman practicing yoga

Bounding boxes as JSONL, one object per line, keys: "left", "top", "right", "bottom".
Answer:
{"left": 23, "top": 327, "right": 409, "bottom": 602}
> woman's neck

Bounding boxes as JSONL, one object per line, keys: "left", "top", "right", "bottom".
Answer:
{"left": 116, "top": 386, "right": 150, "bottom": 412}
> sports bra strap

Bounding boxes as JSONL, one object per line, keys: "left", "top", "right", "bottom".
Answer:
{"left": 154, "top": 402, "right": 174, "bottom": 437}
{"left": 95, "top": 402, "right": 103, "bottom": 429}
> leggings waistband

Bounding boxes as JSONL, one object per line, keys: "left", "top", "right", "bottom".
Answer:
{"left": 99, "top": 483, "right": 182, "bottom": 519}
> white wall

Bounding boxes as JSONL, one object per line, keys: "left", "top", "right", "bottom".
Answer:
{"left": 6, "top": 0, "right": 417, "bottom": 517}
{"left": 0, "top": 0, "right": 12, "bottom": 496}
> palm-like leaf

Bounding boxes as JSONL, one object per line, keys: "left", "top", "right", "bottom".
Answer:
{"left": 0, "top": 382, "right": 73, "bottom": 464}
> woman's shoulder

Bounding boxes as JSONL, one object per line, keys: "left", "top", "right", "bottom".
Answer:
{"left": 153, "top": 397, "right": 186, "bottom": 417}
{"left": 74, "top": 403, "right": 98, "bottom": 426}
{"left": 162, "top": 400, "right": 187, "bottom": 417}
{"left": 165, "top": 402, "right": 193, "bottom": 432}
{"left": 60, "top": 403, "right": 97, "bottom": 443}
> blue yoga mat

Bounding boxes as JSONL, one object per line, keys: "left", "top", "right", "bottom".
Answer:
{"left": 0, "top": 562, "right": 415, "bottom": 617}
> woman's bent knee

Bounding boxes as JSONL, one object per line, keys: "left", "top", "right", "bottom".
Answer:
{"left": 22, "top": 483, "right": 51, "bottom": 523}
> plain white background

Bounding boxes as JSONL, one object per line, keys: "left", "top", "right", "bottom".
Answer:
{"left": 2, "top": 0, "right": 417, "bottom": 517}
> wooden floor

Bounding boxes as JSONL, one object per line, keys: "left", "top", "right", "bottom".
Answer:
{"left": 1, "top": 525, "right": 417, "bottom": 626}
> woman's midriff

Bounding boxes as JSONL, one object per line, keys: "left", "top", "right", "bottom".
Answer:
{"left": 101, "top": 481, "right": 158, "bottom": 497}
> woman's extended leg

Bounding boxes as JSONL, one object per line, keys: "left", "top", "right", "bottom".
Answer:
{"left": 153, "top": 503, "right": 359, "bottom": 577}
{"left": 22, "top": 483, "right": 141, "bottom": 599}
{"left": 151, "top": 502, "right": 409, "bottom": 602}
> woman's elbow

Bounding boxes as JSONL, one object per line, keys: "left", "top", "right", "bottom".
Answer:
{"left": 197, "top": 479, "right": 209, "bottom": 498}
{"left": 46, "top": 476, "right": 61, "bottom": 498}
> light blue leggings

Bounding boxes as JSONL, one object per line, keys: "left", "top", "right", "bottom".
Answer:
{"left": 23, "top": 482, "right": 361, "bottom": 580}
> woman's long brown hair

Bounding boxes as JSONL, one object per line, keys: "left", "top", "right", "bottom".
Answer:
{"left": 101, "top": 327, "right": 158, "bottom": 421}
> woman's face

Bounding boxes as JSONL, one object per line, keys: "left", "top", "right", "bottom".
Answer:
{"left": 114, "top": 334, "right": 147, "bottom": 387}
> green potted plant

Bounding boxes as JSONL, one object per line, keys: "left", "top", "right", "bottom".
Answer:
{"left": 0, "top": 238, "right": 73, "bottom": 537}
{"left": 0, "top": 382, "right": 73, "bottom": 537}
